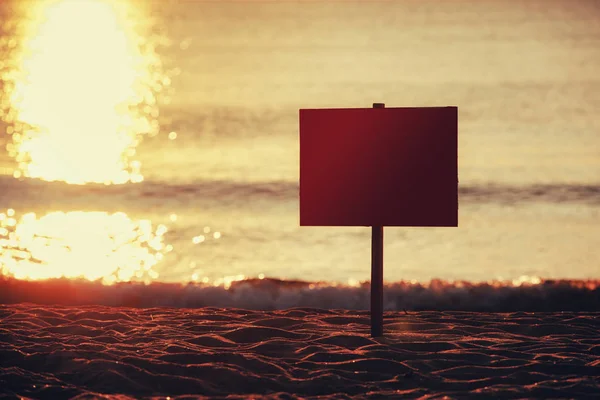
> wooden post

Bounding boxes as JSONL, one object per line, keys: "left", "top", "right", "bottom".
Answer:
{"left": 371, "top": 225, "right": 384, "bottom": 336}
{"left": 371, "top": 102, "right": 385, "bottom": 337}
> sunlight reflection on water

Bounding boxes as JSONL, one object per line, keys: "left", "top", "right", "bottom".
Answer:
{"left": 0, "top": 209, "right": 168, "bottom": 284}
{"left": 1, "top": 0, "right": 165, "bottom": 184}
{"left": 0, "top": 0, "right": 173, "bottom": 284}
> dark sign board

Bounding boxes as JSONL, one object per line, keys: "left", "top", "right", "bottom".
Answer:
{"left": 300, "top": 107, "right": 458, "bottom": 227}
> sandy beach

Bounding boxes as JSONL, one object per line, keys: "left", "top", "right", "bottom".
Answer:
{"left": 1, "top": 304, "right": 600, "bottom": 399}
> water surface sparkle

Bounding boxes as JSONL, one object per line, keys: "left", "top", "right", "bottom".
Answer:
{"left": 0, "top": 210, "right": 168, "bottom": 284}
{"left": 2, "top": 0, "right": 164, "bottom": 184}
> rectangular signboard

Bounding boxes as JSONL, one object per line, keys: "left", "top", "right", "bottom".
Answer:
{"left": 300, "top": 107, "right": 458, "bottom": 227}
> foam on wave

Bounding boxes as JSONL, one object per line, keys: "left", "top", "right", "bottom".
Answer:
{"left": 1, "top": 276, "right": 599, "bottom": 311}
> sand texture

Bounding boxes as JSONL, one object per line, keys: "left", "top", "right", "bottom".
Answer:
{"left": 1, "top": 305, "right": 600, "bottom": 399}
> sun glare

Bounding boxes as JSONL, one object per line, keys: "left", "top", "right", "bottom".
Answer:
{"left": 0, "top": 210, "right": 167, "bottom": 284}
{"left": 3, "top": 0, "right": 163, "bottom": 184}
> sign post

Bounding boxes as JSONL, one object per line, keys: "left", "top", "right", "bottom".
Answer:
{"left": 371, "top": 224, "right": 384, "bottom": 337}
{"left": 371, "top": 103, "right": 385, "bottom": 337}
{"left": 299, "top": 103, "right": 458, "bottom": 337}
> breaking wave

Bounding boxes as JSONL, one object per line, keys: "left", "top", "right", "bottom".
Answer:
{"left": 1, "top": 277, "right": 599, "bottom": 311}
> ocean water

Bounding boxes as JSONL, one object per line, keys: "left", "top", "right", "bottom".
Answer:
{"left": 0, "top": 0, "right": 599, "bottom": 298}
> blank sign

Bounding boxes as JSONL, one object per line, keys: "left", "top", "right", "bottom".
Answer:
{"left": 300, "top": 107, "right": 458, "bottom": 227}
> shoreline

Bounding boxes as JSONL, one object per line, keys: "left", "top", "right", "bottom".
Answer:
{"left": 1, "top": 276, "right": 600, "bottom": 312}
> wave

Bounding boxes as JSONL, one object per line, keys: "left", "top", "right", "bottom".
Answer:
{"left": 1, "top": 277, "right": 599, "bottom": 311}
{"left": 459, "top": 183, "right": 600, "bottom": 205}
{"left": 1, "top": 175, "right": 600, "bottom": 209}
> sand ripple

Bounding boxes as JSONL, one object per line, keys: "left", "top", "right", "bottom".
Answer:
{"left": 1, "top": 305, "right": 600, "bottom": 398}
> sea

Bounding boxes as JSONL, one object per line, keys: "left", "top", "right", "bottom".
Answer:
{"left": 0, "top": 0, "right": 598, "bottom": 310}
